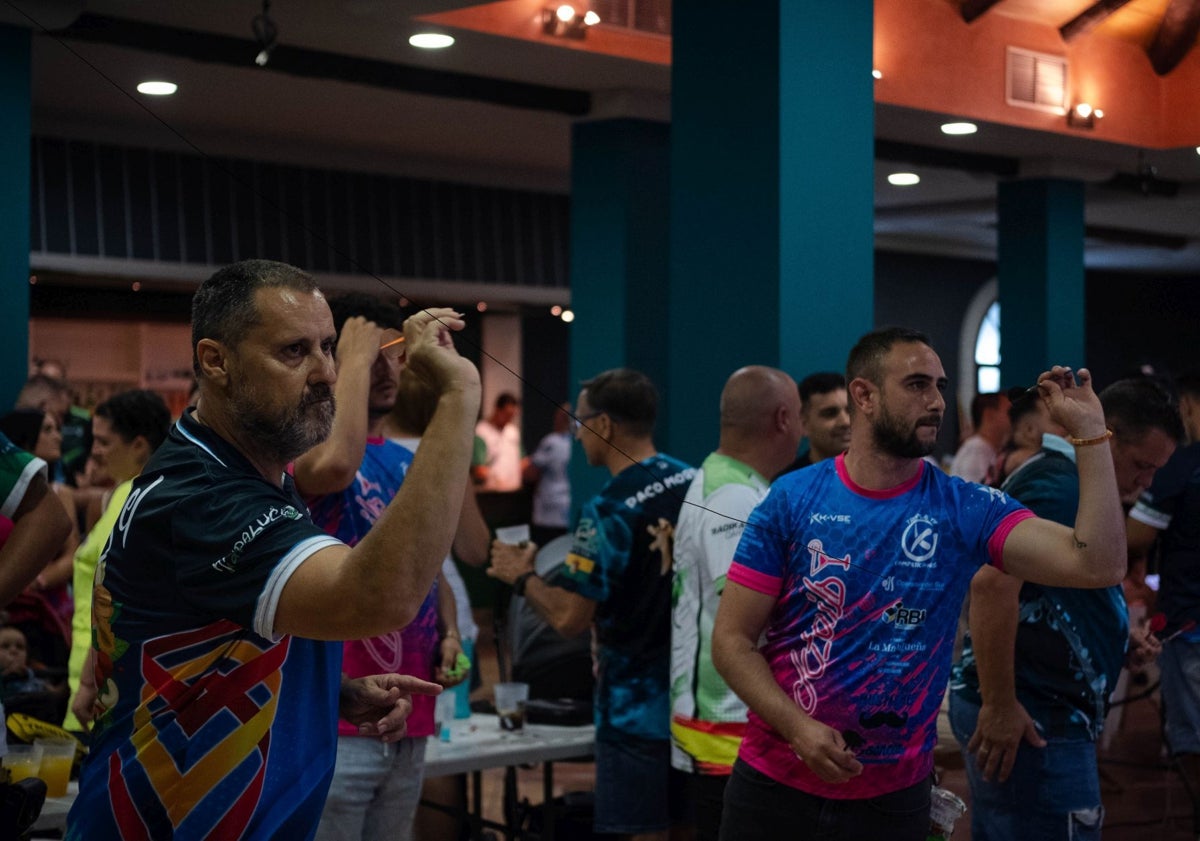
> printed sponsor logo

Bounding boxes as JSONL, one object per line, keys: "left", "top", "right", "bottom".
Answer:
{"left": 809, "top": 512, "right": 852, "bottom": 525}
{"left": 710, "top": 521, "right": 744, "bottom": 537}
{"left": 790, "top": 572, "right": 847, "bottom": 713}
{"left": 573, "top": 518, "right": 599, "bottom": 556}
{"left": 975, "top": 484, "right": 1009, "bottom": 503}
{"left": 213, "top": 505, "right": 304, "bottom": 573}
{"left": 807, "top": 539, "right": 852, "bottom": 576}
{"left": 900, "top": 514, "right": 939, "bottom": 563}
{"left": 881, "top": 576, "right": 895, "bottom": 592}
{"left": 881, "top": 600, "right": 927, "bottom": 628}
{"left": 624, "top": 468, "right": 696, "bottom": 508}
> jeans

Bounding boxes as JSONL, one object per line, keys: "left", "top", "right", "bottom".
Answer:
{"left": 948, "top": 693, "right": 1103, "bottom": 841}
{"left": 313, "top": 735, "right": 427, "bottom": 841}
{"left": 1160, "top": 638, "right": 1200, "bottom": 755}
{"left": 718, "top": 760, "right": 931, "bottom": 841}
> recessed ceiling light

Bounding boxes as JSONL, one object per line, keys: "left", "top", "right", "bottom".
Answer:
{"left": 136, "top": 81, "right": 177, "bottom": 96}
{"left": 560, "top": 309, "right": 575, "bottom": 323}
{"left": 409, "top": 32, "right": 454, "bottom": 49}
{"left": 941, "top": 121, "right": 977, "bottom": 136}
{"left": 887, "top": 172, "right": 920, "bottom": 186}
{"left": 1196, "top": 146, "right": 1200, "bottom": 155}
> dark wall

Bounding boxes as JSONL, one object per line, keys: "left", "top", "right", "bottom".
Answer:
{"left": 874, "top": 250, "right": 996, "bottom": 457}
{"left": 520, "top": 311, "right": 572, "bottom": 453}
{"left": 1086, "top": 271, "right": 1200, "bottom": 387}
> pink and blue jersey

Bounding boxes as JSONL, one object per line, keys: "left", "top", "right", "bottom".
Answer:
{"left": 307, "top": 439, "right": 441, "bottom": 739}
{"left": 728, "top": 454, "right": 1032, "bottom": 800}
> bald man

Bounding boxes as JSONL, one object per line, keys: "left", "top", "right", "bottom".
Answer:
{"left": 670, "top": 366, "right": 805, "bottom": 841}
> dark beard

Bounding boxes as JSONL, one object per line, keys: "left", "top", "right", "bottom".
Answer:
{"left": 874, "top": 405, "right": 939, "bottom": 459}
{"left": 231, "top": 381, "right": 335, "bottom": 464}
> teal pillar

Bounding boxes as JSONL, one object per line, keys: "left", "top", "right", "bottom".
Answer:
{"left": 568, "top": 118, "right": 670, "bottom": 506}
{"left": 0, "top": 25, "right": 31, "bottom": 410}
{"left": 997, "top": 179, "right": 1086, "bottom": 387}
{"left": 668, "top": 0, "right": 874, "bottom": 465}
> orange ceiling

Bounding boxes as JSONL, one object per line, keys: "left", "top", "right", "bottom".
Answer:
{"left": 425, "top": 0, "right": 1200, "bottom": 148}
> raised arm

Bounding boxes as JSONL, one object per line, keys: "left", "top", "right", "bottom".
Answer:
{"left": 1001, "top": 367, "right": 1126, "bottom": 588}
{"left": 712, "top": 580, "right": 862, "bottom": 784}
{"left": 963, "top": 565, "right": 1045, "bottom": 782}
{"left": 452, "top": 481, "right": 490, "bottom": 567}
{"left": 275, "top": 308, "right": 481, "bottom": 639}
{"left": 292, "top": 317, "right": 385, "bottom": 496}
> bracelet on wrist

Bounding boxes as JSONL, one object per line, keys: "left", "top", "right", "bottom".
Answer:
{"left": 443, "top": 630, "right": 461, "bottom": 641}
{"left": 1067, "top": 429, "right": 1113, "bottom": 447}
{"left": 513, "top": 571, "right": 537, "bottom": 597}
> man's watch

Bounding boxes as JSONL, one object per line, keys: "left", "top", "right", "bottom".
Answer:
{"left": 512, "top": 571, "right": 537, "bottom": 596}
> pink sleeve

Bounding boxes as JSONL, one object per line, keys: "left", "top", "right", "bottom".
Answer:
{"left": 987, "top": 509, "right": 1037, "bottom": 573}
{"left": 728, "top": 562, "right": 783, "bottom": 596}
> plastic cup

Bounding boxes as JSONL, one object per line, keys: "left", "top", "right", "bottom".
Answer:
{"left": 2, "top": 743, "right": 43, "bottom": 783}
{"left": 928, "top": 785, "right": 966, "bottom": 838}
{"left": 494, "top": 681, "right": 530, "bottom": 732}
{"left": 35, "top": 737, "right": 75, "bottom": 797}
{"left": 495, "top": 524, "right": 531, "bottom": 545}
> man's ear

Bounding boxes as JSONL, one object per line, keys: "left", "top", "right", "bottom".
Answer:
{"left": 848, "top": 377, "right": 875, "bottom": 415}
{"left": 195, "top": 339, "right": 231, "bottom": 388}
{"left": 130, "top": 435, "right": 151, "bottom": 464}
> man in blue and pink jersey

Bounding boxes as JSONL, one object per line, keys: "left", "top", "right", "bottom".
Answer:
{"left": 294, "top": 292, "right": 468, "bottom": 841}
{"left": 713, "top": 327, "right": 1129, "bottom": 841}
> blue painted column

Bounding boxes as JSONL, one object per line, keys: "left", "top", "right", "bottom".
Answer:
{"left": 0, "top": 25, "right": 31, "bottom": 410}
{"left": 667, "top": 0, "right": 874, "bottom": 465}
{"left": 568, "top": 118, "right": 670, "bottom": 505}
{"left": 997, "top": 179, "right": 1086, "bottom": 387}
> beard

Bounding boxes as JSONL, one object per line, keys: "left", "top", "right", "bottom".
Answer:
{"left": 229, "top": 377, "right": 335, "bottom": 464}
{"left": 873, "top": 402, "right": 940, "bottom": 459}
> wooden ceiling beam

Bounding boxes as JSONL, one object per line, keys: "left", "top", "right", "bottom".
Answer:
{"left": 1059, "top": 0, "right": 1136, "bottom": 42}
{"left": 961, "top": 0, "right": 1006, "bottom": 24}
{"left": 1147, "top": 0, "right": 1200, "bottom": 75}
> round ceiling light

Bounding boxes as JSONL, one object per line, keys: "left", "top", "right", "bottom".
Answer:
{"left": 136, "top": 81, "right": 177, "bottom": 96}
{"left": 941, "top": 121, "right": 977, "bottom": 136}
{"left": 887, "top": 172, "right": 920, "bottom": 186}
{"left": 409, "top": 32, "right": 455, "bottom": 49}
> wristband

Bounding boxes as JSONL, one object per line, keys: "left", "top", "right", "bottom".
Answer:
{"left": 1067, "top": 429, "right": 1113, "bottom": 447}
{"left": 443, "top": 630, "right": 461, "bottom": 641}
{"left": 513, "top": 571, "right": 537, "bottom": 597}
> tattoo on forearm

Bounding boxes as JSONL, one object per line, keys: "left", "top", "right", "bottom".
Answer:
{"left": 1073, "top": 533, "right": 1088, "bottom": 549}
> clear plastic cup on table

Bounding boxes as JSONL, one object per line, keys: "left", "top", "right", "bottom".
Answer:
{"left": 2, "top": 743, "right": 43, "bottom": 783}
{"left": 35, "top": 737, "right": 76, "bottom": 797}
{"left": 494, "top": 681, "right": 530, "bottom": 732}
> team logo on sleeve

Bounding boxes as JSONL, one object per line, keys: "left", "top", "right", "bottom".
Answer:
{"left": 900, "top": 514, "right": 939, "bottom": 564}
{"left": 213, "top": 505, "right": 305, "bottom": 573}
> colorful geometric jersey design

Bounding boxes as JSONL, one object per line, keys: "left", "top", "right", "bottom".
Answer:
{"left": 670, "top": 452, "right": 767, "bottom": 775}
{"left": 68, "top": 411, "right": 344, "bottom": 841}
{"left": 729, "top": 454, "right": 1031, "bottom": 800}
{"left": 553, "top": 454, "right": 694, "bottom": 741}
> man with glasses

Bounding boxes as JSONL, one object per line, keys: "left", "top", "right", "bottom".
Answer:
{"left": 491, "top": 368, "right": 695, "bottom": 840}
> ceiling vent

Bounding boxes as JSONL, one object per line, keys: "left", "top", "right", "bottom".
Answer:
{"left": 1006, "top": 47, "right": 1068, "bottom": 114}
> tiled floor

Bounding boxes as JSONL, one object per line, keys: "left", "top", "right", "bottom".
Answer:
{"left": 457, "top": 622, "right": 1200, "bottom": 840}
